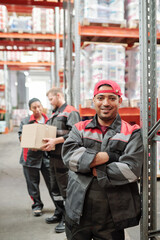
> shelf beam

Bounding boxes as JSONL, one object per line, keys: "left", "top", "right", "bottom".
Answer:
{"left": 79, "top": 24, "right": 160, "bottom": 41}
{"left": 0, "top": 61, "right": 54, "bottom": 67}
{"left": 0, "top": 40, "right": 56, "bottom": 47}
{"left": 79, "top": 25, "right": 139, "bottom": 38}
{"left": 0, "top": 48, "right": 53, "bottom": 52}
{"left": 0, "top": 32, "right": 63, "bottom": 40}
{"left": 0, "top": 0, "right": 63, "bottom": 8}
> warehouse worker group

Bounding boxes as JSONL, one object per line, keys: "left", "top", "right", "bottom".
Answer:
{"left": 18, "top": 80, "right": 144, "bottom": 240}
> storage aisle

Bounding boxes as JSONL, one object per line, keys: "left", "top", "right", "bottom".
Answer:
{"left": 0, "top": 128, "right": 66, "bottom": 240}
{"left": 0, "top": 129, "right": 160, "bottom": 240}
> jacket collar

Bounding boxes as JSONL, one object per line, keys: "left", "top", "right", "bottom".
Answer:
{"left": 29, "top": 112, "right": 48, "bottom": 123}
{"left": 51, "top": 103, "right": 67, "bottom": 116}
{"left": 85, "top": 113, "right": 121, "bottom": 133}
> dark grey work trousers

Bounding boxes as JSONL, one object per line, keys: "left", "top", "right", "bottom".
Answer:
{"left": 50, "top": 156, "right": 68, "bottom": 218}
{"left": 23, "top": 161, "right": 55, "bottom": 211}
{"left": 65, "top": 178, "right": 125, "bottom": 240}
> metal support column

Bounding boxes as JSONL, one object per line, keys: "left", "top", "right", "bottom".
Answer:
{"left": 74, "top": 0, "right": 81, "bottom": 109}
{"left": 63, "top": 0, "right": 67, "bottom": 99}
{"left": 3, "top": 51, "right": 10, "bottom": 130}
{"left": 67, "top": 0, "right": 72, "bottom": 105}
{"left": 63, "top": 0, "right": 73, "bottom": 105}
{"left": 50, "top": 51, "right": 55, "bottom": 88}
{"left": 139, "top": 0, "right": 158, "bottom": 239}
{"left": 55, "top": 7, "right": 60, "bottom": 87}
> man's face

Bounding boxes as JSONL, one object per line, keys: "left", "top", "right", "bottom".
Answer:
{"left": 47, "top": 92, "right": 59, "bottom": 109}
{"left": 93, "top": 85, "right": 122, "bottom": 126}
{"left": 30, "top": 101, "right": 43, "bottom": 118}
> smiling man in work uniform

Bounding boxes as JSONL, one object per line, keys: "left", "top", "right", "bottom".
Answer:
{"left": 62, "top": 80, "right": 144, "bottom": 240}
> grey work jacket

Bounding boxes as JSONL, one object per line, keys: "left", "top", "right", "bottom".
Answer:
{"left": 62, "top": 114, "right": 144, "bottom": 230}
{"left": 18, "top": 113, "right": 49, "bottom": 169}
{"left": 47, "top": 103, "right": 81, "bottom": 159}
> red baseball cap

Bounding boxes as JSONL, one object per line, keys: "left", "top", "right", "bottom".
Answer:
{"left": 93, "top": 80, "right": 122, "bottom": 97}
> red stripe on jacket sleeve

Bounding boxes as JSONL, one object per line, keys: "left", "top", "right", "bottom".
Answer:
{"left": 23, "top": 148, "right": 28, "bottom": 162}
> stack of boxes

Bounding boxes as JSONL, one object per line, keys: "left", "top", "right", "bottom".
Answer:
{"left": 80, "top": 49, "right": 91, "bottom": 107}
{"left": 80, "top": 43, "right": 160, "bottom": 108}
{"left": 45, "top": 9, "right": 55, "bottom": 34}
{"left": 0, "top": 5, "right": 8, "bottom": 32}
{"left": 32, "top": 7, "right": 55, "bottom": 34}
{"left": 125, "top": 45, "right": 160, "bottom": 107}
{"left": 9, "top": 13, "right": 32, "bottom": 33}
{"left": 0, "top": 5, "right": 64, "bottom": 34}
{"left": 125, "top": 0, "right": 139, "bottom": 28}
{"left": 7, "top": 51, "right": 21, "bottom": 62}
{"left": 6, "top": 51, "right": 52, "bottom": 63}
{"left": 125, "top": 46, "right": 140, "bottom": 106}
{"left": 32, "top": 8, "right": 42, "bottom": 33}
{"left": 80, "top": 44, "right": 126, "bottom": 107}
{"left": 125, "top": 0, "right": 160, "bottom": 29}
{"left": 80, "top": 0, "right": 126, "bottom": 25}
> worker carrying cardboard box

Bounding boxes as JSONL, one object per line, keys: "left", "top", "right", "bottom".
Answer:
{"left": 18, "top": 98, "right": 58, "bottom": 217}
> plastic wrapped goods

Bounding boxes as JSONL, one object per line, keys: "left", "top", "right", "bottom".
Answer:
{"left": 9, "top": 14, "right": 32, "bottom": 33}
{"left": 91, "top": 44, "right": 125, "bottom": 65}
{"left": 126, "top": 0, "right": 160, "bottom": 28}
{"left": 0, "top": 5, "right": 8, "bottom": 31}
{"left": 80, "top": 0, "right": 125, "bottom": 25}
{"left": 32, "top": 7, "right": 54, "bottom": 34}
{"left": 80, "top": 44, "right": 126, "bottom": 107}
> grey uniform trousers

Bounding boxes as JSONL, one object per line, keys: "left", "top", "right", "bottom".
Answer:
{"left": 65, "top": 178, "right": 124, "bottom": 240}
{"left": 23, "top": 161, "right": 55, "bottom": 210}
{"left": 50, "top": 156, "right": 68, "bottom": 217}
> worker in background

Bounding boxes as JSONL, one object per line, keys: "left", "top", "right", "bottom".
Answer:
{"left": 41, "top": 87, "right": 81, "bottom": 234}
{"left": 18, "top": 98, "right": 58, "bottom": 217}
{"left": 62, "top": 80, "right": 144, "bottom": 240}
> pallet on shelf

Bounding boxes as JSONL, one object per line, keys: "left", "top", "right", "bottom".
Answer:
{"left": 81, "top": 18, "right": 127, "bottom": 29}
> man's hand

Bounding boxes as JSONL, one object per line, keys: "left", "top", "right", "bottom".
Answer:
{"left": 90, "top": 152, "right": 109, "bottom": 168}
{"left": 40, "top": 136, "right": 64, "bottom": 151}
{"left": 40, "top": 138, "right": 56, "bottom": 151}
{"left": 92, "top": 167, "right": 97, "bottom": 177}
{"left": 90, "top": 152, "right": 109, "bottom": 177}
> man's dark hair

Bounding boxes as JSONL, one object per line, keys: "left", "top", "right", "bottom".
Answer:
{"left": 28, "top": 98, "right": 41, "bottom": 108}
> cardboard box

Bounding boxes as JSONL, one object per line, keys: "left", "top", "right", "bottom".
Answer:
{"left": 21, "top": 123, "right": 57, "bottom": 149}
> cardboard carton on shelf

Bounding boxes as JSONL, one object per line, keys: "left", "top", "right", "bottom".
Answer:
{"left": 21, "top": 123, "right": 57, "bottom": 150}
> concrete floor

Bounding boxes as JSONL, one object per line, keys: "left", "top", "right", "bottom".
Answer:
{"left": 0, "top": 128, "right": 160, "bottom": 240}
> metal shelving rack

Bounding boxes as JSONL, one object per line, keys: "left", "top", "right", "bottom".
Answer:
{"left": 0, "top": 1, "right": 64, "bottom": 131}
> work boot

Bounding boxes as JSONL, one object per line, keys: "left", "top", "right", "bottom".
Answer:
{"left": 45, "top": 214, "right": 62, "bottom": 224}
{"left": 55, "top": 219, "right": 65, "bottom": 233}
{"left": 33, "top": 209, "right": 42, "bottom": 217}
